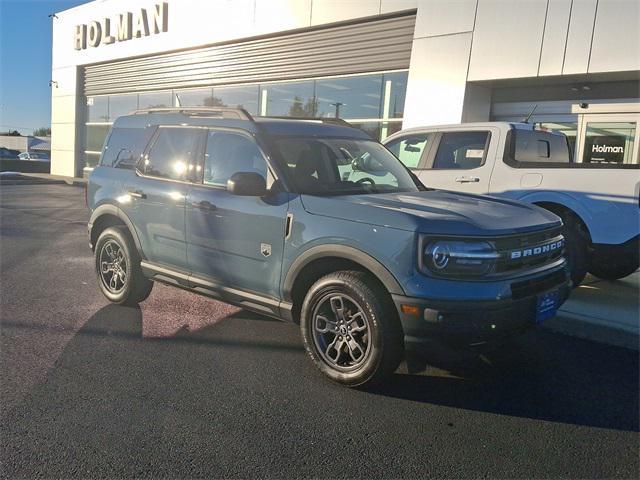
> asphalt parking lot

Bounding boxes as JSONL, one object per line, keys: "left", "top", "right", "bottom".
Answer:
{"left": 1, "top": 183, "right": 638, "bottom": 479}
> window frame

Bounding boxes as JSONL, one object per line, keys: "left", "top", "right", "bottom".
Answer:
{"left": 425, "top": 130, "right": 492, "bottom": 171}
{"left": 136, "top": 125, "right": 206, "bottom": 184}
{"left": 384, "top": 132, "right": 434, "bottom": 170}
{"left": 195, "top": 126, "right": 277, "bottom": 191}
{"left": 503, "top": 127, "right": 640, "bottom": 169}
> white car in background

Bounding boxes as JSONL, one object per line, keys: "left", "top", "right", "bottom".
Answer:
{"left": 18, "top": 152, "right": 50, "bottom": 161}
{"left": 384, "top": 122, "right": 640, "bottom": 287}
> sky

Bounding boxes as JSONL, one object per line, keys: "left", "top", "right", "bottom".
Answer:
{"left": 0, "top": 0, "right": 88, "bottom": 135}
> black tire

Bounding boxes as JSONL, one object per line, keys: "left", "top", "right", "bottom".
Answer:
{"left": 94, "top": 226, "right": 153, "bottom": 306}
{"left": 557, "top": 212, "right": 589, "bottom": 288}
{"left": 300, "top": 271, "right": 404, "bottom": 388}
{"left": 588, "top": 257, "right": 638, "bottom": 281}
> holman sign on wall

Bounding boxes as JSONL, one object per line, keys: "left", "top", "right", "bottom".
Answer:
{"left": 74, "top": 2, "right": 168, "bottom": 50}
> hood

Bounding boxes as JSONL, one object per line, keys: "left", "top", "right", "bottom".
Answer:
{"left": 300, "top": 190, "right": 561, "bottom": 236}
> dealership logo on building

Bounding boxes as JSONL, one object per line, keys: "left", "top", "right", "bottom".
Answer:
{"left": 74, "top": 2, "right": 168, "bottom": 50}
{"left": 592, "top": 144, "right": 623, "bottom": 153}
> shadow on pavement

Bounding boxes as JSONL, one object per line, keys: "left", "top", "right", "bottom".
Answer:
{"left": 6, "top": 304, "right": 639, "bottom": 434}
{"left": 376, "top": 331, "right": 639, "bottom": 432}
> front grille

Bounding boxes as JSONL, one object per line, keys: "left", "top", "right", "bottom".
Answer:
{"left": 493, "top": 227, "right": 564, "bottom": 274}
{"left": 511, "top": 269, "right": 567, "bottom": 300}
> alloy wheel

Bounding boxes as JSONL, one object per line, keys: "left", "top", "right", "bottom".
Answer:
{"left": 312, "top": 293, "right": 372, "bottom": 371}
{"left": 99, "top": 240, "right": 127, "bottom": 293}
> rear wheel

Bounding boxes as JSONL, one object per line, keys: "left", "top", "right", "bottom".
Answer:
{"left": 95, "top": 226, "right": 153, "bottom": 305}
{"left": 300, "top": 271, "right": 404, "bottom": 388}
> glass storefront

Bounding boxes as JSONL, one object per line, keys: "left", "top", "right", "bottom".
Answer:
{"left": 582, "top": 121, "right": 636, "bottom": 164}
{"left": 83, "top": 71, "right": 409, "bottom": 169}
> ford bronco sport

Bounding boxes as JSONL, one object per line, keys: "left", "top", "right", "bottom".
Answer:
{"left": 87, "top": 108, "right": 571, "bottom": 387}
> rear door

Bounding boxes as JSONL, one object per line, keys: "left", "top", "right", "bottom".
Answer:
{"left": 185, "top": 128, "right": 289, "bottom": 300}
{"left": 413, "top": 127, "right": 499, "bottom": 194}
{"left": 121, "top": 126, "right": 201, "bottom": 271}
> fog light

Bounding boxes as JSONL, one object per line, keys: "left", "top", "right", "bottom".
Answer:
{"left": 424, "top": 308, "right": 441, "bottom": 323}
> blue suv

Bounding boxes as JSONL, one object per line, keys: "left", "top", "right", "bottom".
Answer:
{"left": 87, "top": 107, "right": 570, "bottom": 387}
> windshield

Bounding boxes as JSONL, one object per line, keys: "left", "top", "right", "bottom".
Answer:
{"left": 273, "top": 137, "right": 420, "bottom": 195}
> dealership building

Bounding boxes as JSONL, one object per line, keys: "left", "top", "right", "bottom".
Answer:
{"left": 50, "top": 0, "right": 639, "bottom": 177}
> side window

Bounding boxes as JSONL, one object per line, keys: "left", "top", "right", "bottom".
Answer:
{"left": 203, "top": 130, "right": 268, "bottom": 186}
{"left": 386, "top": 134, "right": 429, "bottom": 168}
{"left": 432, "top": 131, "right": 490, "bottom": 169}
{"left": 100, "top": 127, "right": 155, "bottom": 168}
{"left": 513, "top": 129, "right": 571, "bottom": 164}
{"left": 143, "top": 128, "right": 199, "bottom": 181}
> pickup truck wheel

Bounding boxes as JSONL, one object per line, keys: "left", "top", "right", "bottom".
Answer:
{"left": 558, "top": 212, "right": 588, "bottom": 288}
{"left": 95, "top": 226, "right": 153, "bottom": 306}
{"left": 300, "top": 271, "right": 404, "bottom": 388}
{"left": 588, "top": 259, "right": 638, "bottom": 281}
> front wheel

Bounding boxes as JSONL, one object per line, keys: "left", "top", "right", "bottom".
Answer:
{"left": 300, "top": 271, "right": 404, "bottom": 388}
{"left": 557, "top": 212, "right": 589, "bottom": 288}
{"left": 94, "top": 226, "right": 153, "bottom": 305}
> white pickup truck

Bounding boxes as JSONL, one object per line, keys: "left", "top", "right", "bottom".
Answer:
{"left": 383, "top": 122, "right": 640, "bottom": 286}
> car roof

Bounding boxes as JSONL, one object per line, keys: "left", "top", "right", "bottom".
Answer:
{"left": 112, "top": 111, "right": 371, "bottom": 140}
{"left": 386, "top": 121, "right": 552, "bottom": 139}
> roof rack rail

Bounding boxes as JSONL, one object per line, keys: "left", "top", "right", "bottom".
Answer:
{"left": 133, "top": 107, "right": 254, "bottom": 121}
{"left": 261, "top": 116, "right": 353, "bottom": 127}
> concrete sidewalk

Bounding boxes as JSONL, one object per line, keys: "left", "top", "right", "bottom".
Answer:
{"left": 0, "top": 172, "right": 86, "bottom": 186}
{"left": 547, "top": 272, "right": 639, "bottom": 350}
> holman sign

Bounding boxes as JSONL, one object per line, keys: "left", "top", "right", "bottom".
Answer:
{"left": 74, "top": 2, "right": 168, "bottom": 50}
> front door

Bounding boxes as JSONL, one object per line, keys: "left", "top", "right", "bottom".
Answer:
{"left": 413, "top": 127, "right": 499, "bottom": 194}
{"left": 186, "top": 128, "right": 289, "bottom": 300}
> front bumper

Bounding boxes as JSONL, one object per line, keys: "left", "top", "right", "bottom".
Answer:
{"left": 393, "top": 268, "right": 571, "bottom": 350}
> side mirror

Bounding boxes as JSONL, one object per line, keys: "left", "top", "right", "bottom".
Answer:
{"left": 227, "top": 172, "right": 267, "bottom": 196}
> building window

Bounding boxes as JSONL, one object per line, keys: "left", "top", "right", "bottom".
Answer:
{"left": 174, "top": 88, "right": 214, "bottom": 107}
{"left": 108, "top": 94, "right": 138, "bottom": 121}
{"left": 87, "top": 96, "right": 109, "bottom": 122}
{"left": 582, "top": 122, "right": 637, "bottom": 165}
{"left": 138, "top": 91, "right": 172, "bottom": 110}
{"left": 260, "top": 81, "right": 316, "bottom": 117}
{"left": 383, "top": 72, "right": 408, "bottom": 119}
{"left": 213, "top": 85, "right": 260, "bottom": 115}
{"left": 82, "top": 70, "right": 409, "bottom": 170}
{"left": 85, "top": 124, "right": 111, "bottom": 153}
{"left": 316, "top": 75, "right": 382, "bottom": 119}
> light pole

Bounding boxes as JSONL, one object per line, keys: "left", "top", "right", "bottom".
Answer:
{"left": 330, "top": 102, "right": 345, "bottom": 118}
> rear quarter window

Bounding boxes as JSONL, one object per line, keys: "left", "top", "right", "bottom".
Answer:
{"left": 100, "top": 127, "right": 155, "bottom": 169}
{"left": 512, "top": 129, "right": 571, "bottom": 164}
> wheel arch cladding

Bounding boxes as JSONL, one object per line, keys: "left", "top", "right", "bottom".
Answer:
{"left": 89, "top": 204, "right": 143, "bottom": 255}
{"left": 533, "top": 201, "right": 592, "bottom": 243}
{"left": 283, "top": 245, "right": 405, "bottom": 317}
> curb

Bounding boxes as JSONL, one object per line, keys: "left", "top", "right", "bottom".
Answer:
{"left": 543, "top": 313, "right": 639, "bottom": 351}
{"left": 0, "top": 173, "right": 86, "bottom": 186}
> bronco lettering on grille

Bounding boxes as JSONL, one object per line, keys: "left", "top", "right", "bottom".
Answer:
{"left": 510, "top": 240, "right": 563, "bottom": 260}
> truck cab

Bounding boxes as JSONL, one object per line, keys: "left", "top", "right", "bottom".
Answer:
{"left": 384, "top": 121, "right": 640, "bottom": 286}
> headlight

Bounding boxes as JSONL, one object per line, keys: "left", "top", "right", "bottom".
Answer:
{"left": 422, "top": 239, "right": 499, "bottom": 277}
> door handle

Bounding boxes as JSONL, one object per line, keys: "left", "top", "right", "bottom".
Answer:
{"left": 191, "top": 200, "right": 217, "bottom": 211}
{"left": 455, "top": 176, "right": 480, "bottom": 183}
{"left": 128, "top": 190, "right": 146, "bottom": 199}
